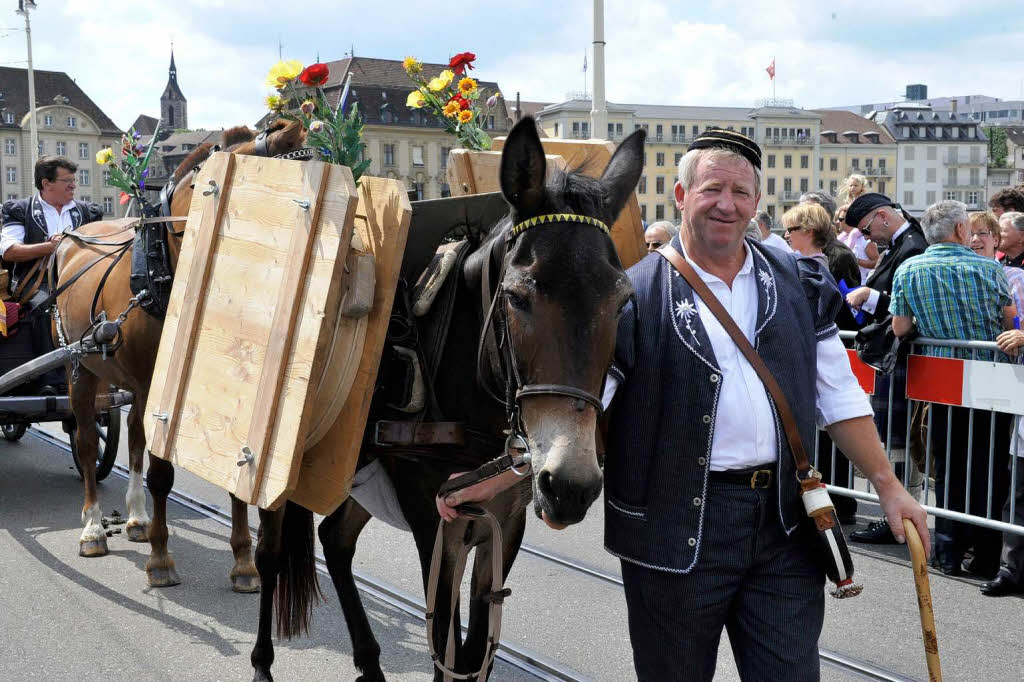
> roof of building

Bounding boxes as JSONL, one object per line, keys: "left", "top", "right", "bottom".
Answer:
{"left": 869, "top": 105, "right": 987, "bottom": 142}
{"left": 750, "top": 106, "right": 821, "bottom": 120}
{"left": 0, "top": 66, "right": 120, "bottom": 134}
{"left": 633, "top": 104, "right": 754, "bottom": 121}
{"left": 161, "top": 51, "right": 185, "bottom": 101}
{"left": 142, "top": 129, "right": 220, "bottom": 156}
{"left": 130, "top": 114, "right": 159, "bottom": 136}
{"left": 510, "top": 100, "right": 551, "bottom": 120}
{"left": 812, "top": 110, "right": 895, "bottom": 144}
{"left": 1004, "top": 126, "right": 1024, "bottom": 146}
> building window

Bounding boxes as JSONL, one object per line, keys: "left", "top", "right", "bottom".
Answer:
{"left": 414, "top": 181, "right": 425, "bottom": 201}
{"left": 971, "top": 146, "right": 981, "bottom": 163}
{"left": 924, "top": 146, "right": 935, "bottom": 161}
{"left": 441, "top": 183, "right": 451, "bottom": 198}
{"left": 37, "top": 141, "right": 43, "bottom": 156}
{"left": 905, "top": 146, "right": 915, "bottom": 160}
{"left": 904, "top": 191, "right": 914, "bottom": 205}
{"left": 819, "top": 158, "right": 823, "bottom": 171}
{"left": 3, "top": 138, "right": 13, "bottom": 155}
{"left": 829, "top": 180, "right": 838, "bottom": 195}
{"left": 656, "top": 152, "right": 665, "bottom": 167}
{"left": 767, "top": 178, "right": 776, "bottom": 195}
{"left": 799, "top": 178, "right": 808, "bottom": 193}
{"left": 904, "top": 168, "right": 914, "bottom": 183}
{"left": 865, "top": 158, "right": 873, "bottom": 168}
{"left": 800, "top": 155, "right": 808, "bottom": 169}
{"left": 783, "top": 178, "right": 792, "bottom": 193}
{"left": 767, "top": 205, "right": 776, "bottom": 219}
{"left": 926, "top": 190, "right": 936, "bottom": 205}
{"left": 947, "top": 168, "right": 957, "bottom": 185}
{"left": 43, "top": 114, "right": 53, "bottom": 126}
{"left": 80, "top": 194, "right": 91, "bottom": 202}
{"left": 655, "top": 204, "right": 665, "bottom": 220}
{"left": 3, "top": 112, "right": 13, "bottom": 124}
{"left": 851, "top": 158, "right": 859, "bottom": 169}
{"left": 673, "top": 205, "right": 681, "bottom": 220}
{"left": 767, "top": 154, "right": 776, "bottom": 169}
{"left": 641, "top": 204, "right": 647, "bottom": 222}
{"left": 102, "top": 170, "right": 112, "bottom": 186}
{"left": 79, "top": 169, "right": 90, "bottom": 185}
{"left": 784, "top": 155, "right": 792, "bottom": 169}
{"left": 655, "top": 176, "right": 665, "bottom": 194}
{"left": 970, "top": 168, "right": 980, "bottom": 185}
{"left": 56, "top": 141, "right": 66, "bottom": 156}
{"left": 829, "top": 158, "right": 838, "bottom": 172}
{"left": 67, "top": 115, "right": 76, "bottom": 128}
{"left": 5, "top": 166, "right": 15, "bottom": 183}
{"left": 673, "top": 152, "right": 682, "bottom": 166}
{"left": 103, "top": 196, "right": 113, "bottom": 214}
{"left": 945, "top": 191, "right": 958, "bottom": 201}
{"left": 692, "top": 125, "right": 698, "bottom": 137}
{"left": 968, "top": 190, "right": 980, "bottom": 205}
{"left": 878, "top": 180, "right": 886, "bottom": 194}
{"left": 440, "top": 146, "right": 450, "bottom": 170}
{"left": 638, "top": 176, "right": 647, "bottom": 194}
{"left": 7, "top": 193, "right": 16, "bottom": 200}
{"left": 926, "top": 168, "right": 936, "bottom": 183}
{"left": 412, "top": 145, "right": 424, "bottom": 167}
{"left": 383, "top": 144, "right": 395, "bottom": 166}
{"left": 79, "top": 142, "right": 89, "bottom": 159}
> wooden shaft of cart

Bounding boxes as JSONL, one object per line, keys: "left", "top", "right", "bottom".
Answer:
{"left": 903, "top": 519, "right": 941, "bottom": 682}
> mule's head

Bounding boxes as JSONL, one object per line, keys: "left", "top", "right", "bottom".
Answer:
{"left": 497, "top": 117, "right": 644, "bottom": 527}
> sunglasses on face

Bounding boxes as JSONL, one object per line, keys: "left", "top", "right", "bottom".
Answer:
{"left": 784, "top": 225, "right": 806, "bottom": 234}
{"left": 646, "top": 241, "right": 664, "bottom": 251}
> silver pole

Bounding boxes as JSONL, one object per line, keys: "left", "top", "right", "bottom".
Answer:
{"left": 590, "top": 0, "right": 607, "bottom": 140}
{"left": 18, "top": 1, "right": 38, "bottom": 167}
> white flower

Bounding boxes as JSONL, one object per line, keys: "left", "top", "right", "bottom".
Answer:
{"left": 675, "top": 299, "right": 696, "bottom": 320}
{"left": 759, "top": 270, "right": 774, "bottom": 288}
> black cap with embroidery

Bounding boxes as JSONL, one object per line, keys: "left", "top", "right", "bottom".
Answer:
{"left": 689, "top": 128, "right": 762, "bottom": 170}
{"left": 845, "top": 192, "right": 897, "bottom": 228}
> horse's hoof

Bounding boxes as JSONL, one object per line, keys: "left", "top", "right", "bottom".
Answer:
{"left": 355, "top": 672, "right": 385, "bottom": 682}
{"left": 252, "top": 669, "right": 273, "bottom": 682}
{"left": 125, "top": 521, "right": 149, "bottom": 543}
{"left": 79, "top": 537, "right": 108, "bottom": 557}
{"left": 147, "top": 563, "right": 181, "bottom": 588}
{"left": 231, "top": 573, "right": 261, "bottom": 593}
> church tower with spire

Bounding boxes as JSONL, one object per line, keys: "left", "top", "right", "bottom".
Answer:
{"left": 159, "top": 50, "right": 187, "bottom": 132}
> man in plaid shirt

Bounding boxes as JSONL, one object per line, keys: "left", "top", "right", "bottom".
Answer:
{"left": 891, "top": 199, "right": 1017, "bottom": 576}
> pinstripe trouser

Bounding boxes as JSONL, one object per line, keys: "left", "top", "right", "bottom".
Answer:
{"left": 620, "top": 479, "right": 825, "bottom": 682}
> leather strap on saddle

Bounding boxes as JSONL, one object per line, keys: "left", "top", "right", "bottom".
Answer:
{"left": 657, "top": 245, "right": 812, "bottom": 477}
{"left": 373, "top": 420, "right": 466, "bottom": 447}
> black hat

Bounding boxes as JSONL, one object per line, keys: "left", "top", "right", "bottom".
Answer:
{"left": 689, "top": 128, "right": 762, "bottom": 170}
{"left": 845, "top": 193, "right": 897, "bottom": 228}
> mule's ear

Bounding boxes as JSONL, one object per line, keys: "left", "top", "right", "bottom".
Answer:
{"left": 600, "top": 128, "right": 646, "bottom": 223}
{"left": 500, "top": 117, "right": 547, "bottom": 215}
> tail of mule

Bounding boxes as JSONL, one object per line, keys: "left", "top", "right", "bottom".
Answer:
{"left": 276, "top": 500, "right": 323, "bottom": 638}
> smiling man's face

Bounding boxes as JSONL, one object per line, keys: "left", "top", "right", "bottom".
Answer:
{"left": 675, "top": 154, "right": 759, "bottom": 258}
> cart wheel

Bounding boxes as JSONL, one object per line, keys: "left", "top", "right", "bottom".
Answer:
{"left": 2, "top": 423, "right": 27, "bottom": 442}
{"left": 68, "top": 409, "right": 121, "bottom": 481}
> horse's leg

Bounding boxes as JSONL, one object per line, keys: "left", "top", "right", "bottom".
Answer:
{"left": 72, "top": 369, "right": 107, "bottom": 557}
{"left": 251, "top": 507, "right": 284, "bottom": 682}
{"left": 229, "top": 494, "right": 260, "bottom": 593}
{"left": 319, "top": 497, "right": 384, "bottom": 682}
{"left": 123, "top": 399, "right": 151, "bottom": 543}
{"left": 463, "top": 504, "right": 527, "bottom": 679}
{"left": 145, "top": 453, "right": 180, "bottom": 586}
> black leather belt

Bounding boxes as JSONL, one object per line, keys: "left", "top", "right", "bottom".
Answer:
{"left": 709, "top": 468, "right": 773, "bottom": 489}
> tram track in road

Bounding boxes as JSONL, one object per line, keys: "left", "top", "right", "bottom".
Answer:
{"left": 29, "top": 426, "right": 915, "bottom": 682}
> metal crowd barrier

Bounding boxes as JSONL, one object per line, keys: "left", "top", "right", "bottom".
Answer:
{"left": 818, "top": 331, "right": 1024, "bottom": 537}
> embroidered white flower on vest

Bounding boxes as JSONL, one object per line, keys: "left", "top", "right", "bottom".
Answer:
{"left": 759, "top": 270, "right": 774, "bottom": 288}
{"left": 675, "top": 299, "right": 700, "bottom": 344}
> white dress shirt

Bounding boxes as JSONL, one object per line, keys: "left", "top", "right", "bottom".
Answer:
{"left": 761, "top": 231, "right": 793, "bottom": 253}
{"left": 861, "top": 221, "right": 909, "bottom": 315}
{"left": 0, "top": 195, "right": 76, "bottom": 257}
{"left": 602, "top": 242, "right": 872, "bottom": 471}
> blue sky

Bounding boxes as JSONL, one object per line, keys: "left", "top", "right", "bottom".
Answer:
{"left": 0, "top": 1, "right": 1020, "bottom": 131}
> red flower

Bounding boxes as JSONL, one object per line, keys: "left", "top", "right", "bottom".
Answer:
{"left": 448, "top": 52, "right": 476, "bottom": 75}
{"left": 448, "top": 93, "right": 470, "bottom": 110}
{"left": 299, "top": 63, "right": 330, "bottom": 86}
{"left": 118, "top": 191, "right": 130, "bottom": 205}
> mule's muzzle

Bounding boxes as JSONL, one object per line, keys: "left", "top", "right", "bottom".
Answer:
{"left": 533, "top": 465, "right": 603, "bottom": 527}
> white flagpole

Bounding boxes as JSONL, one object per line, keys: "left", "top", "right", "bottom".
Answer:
{"left": 591, "top": 0, "right": 607, "bottom": 140}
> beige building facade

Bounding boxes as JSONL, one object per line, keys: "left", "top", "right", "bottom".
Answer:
{"left": 813, "top": 110, "right": 897, "bottom": 205}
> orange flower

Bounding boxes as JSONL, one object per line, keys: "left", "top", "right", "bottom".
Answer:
{"left": 458, "top": 109, "right": 473, "bottom": 124}
{"left": 442, "top": 101, "right": 461, "bottom": 118}
{"left": 457, "top": 77, "right": 477, "bottom": 95}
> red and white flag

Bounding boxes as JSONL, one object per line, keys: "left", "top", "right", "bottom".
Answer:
{"left": 766, "top": 58, "right": 775, "bottom": 80}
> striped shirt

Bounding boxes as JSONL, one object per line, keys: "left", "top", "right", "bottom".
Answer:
{"left": 890, "top": 242, "right": 1012, "bottom": 360}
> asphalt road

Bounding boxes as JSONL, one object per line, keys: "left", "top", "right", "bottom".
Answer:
{"left": 2, "top": 419, "right": 1022, "bottom": 681}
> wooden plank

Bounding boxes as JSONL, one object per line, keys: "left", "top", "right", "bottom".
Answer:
{"left": 234, "top": 161, "right": 332, "bottom": 503}
{"left": 490, "top": 137, "right": 647, "bottom": 269}
{"left": 446, "top": 149, "right": 566, "bottom": 198}
{"left": 148, "top": 152, "right": 235, "bottom": 461}
{"left": 290, "top": 177, "right": 412, "bottom": 515}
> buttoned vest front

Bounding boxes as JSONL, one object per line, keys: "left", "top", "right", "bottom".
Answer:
{"left": 604, "top": 237, "right": 841, "bottom": 573}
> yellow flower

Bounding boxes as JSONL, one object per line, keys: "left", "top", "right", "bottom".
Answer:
{"left": 406, "top": 90, "right": 426, "bottom": 109}
{"left": 403, "top": 56, "right": 422, "bottom": 75}
{"left": 265, "top": 93, "right": 284, "bottom": 112}
{"left": 427, "top": 69, "right": 455, "bottom": 92}
{"left": 458, "top": 109, "right": 474, "bottom": 124}
{"left": 442, "top": 101, "right": 461, "bottom": 118}
{"left": 264, "top": 59, "right": 303, "bottom": 89}
{"left": 457, "top": 77, "right": 477, "bottom": 95}
{"left": 95, "top": 147, "right": 114, "bottom": 165}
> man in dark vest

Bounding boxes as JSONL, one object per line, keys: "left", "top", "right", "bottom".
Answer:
{"left": 438, "top": 131, "right": 929, "bottom": 680}
{"left": 0, "top": 155, "right": 103, "bottom": 388}
{"left": 843, "top": 194, "right": 929, "bottom": 545}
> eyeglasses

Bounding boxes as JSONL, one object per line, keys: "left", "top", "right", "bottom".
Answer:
{"left": 973, "top": 230, "right": 992, "bottom": 237}
{"left": 50, "top": 177, "right": 76, "bottom": 185}
{"left": 784, "top": 225, "right": 806, "bottom": 234}
{"left": 646, "top": 241, "right": 664, "bottom": 251}
{"left": 858, "top": 208, "right": 883, "bottom": 236}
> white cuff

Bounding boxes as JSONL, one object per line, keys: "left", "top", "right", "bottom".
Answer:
{"left": 602, "top": 374, "right": 620, "bottom": 411}
{"left": 861, "top": 288, "right": 881, "bottom": 315}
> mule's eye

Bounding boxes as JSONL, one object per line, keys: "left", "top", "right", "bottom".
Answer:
{"left": 506, "top": 290, "right": 530, "bottom": 312}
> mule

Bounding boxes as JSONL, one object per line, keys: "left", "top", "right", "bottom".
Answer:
{"left": 249, "top": 118, "right": 645, "bottom": 681}
{"left": 51, "top": 120, "right": 306, "bottom": 591}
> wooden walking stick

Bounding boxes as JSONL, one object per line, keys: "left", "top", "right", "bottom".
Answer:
{"left": 903, "top": 519, "right": 941, "bottom": 682}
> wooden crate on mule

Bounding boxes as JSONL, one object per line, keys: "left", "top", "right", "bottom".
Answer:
{"left": 447, "top": 139, "right": 647, "bottom": 269}
{"left": 144, "top": 152, "right": 410, "bottom": 511}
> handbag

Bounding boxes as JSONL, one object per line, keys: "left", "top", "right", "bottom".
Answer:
{"left": 854, "top": 314, "right": 918, "bottom": 375}
{"left": 658, "top": 245, "right": 862, "bottom": 599}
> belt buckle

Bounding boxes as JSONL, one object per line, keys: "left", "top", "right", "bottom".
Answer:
{"left": 373, "top": 421, "right": 390, "bottom": 447}
{"left": 750, "top": 469, "right": 771, "bottom": 489}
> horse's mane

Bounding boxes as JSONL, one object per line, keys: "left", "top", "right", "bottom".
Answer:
{"left": 172, "top": 142, "right": 215, "bottom": 181}
{"left": 222, "top": 125, "right": 256, "bottom": 149}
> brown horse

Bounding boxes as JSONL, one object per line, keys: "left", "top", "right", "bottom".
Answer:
{"left": 51, "top": 119, "right": 306, "bottom": 590}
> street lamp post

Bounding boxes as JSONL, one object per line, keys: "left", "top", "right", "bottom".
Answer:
{"left": 17, "top": 0, "right": 38, "bottom": 168}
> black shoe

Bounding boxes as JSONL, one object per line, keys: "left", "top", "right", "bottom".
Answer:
{"left": 850, "top": 519, "right": 898, "bottom": 544}
{"left": 980, "top": 574, "right": 1019, "bottom": 596}
{"left": 962, "top": 558, "right": 1000, "bottom": 580}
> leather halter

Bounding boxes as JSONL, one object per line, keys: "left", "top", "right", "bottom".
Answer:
{"left": 476, "top": 213, "right": 611, "bottom": 429}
